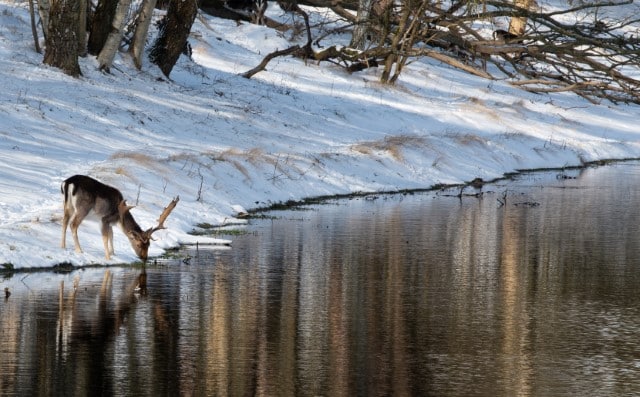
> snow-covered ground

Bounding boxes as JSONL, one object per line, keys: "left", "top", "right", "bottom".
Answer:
{"left": 0, "top": 0, "right": 639, "bottom": 269}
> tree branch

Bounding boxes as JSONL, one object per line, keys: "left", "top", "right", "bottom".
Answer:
{"left": 240, "top": 45, "right": 301, "bottom": 78}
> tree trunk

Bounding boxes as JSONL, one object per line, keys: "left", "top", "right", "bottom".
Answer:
{"left": 149, "top": 0, "right": 198, "bottom": 77}
{"left": 97, "top": 0, "right": 133, "bottom": 72}
{"left": 380, "top": 0, "right": 409, "bottom": 83}
{"left": 43, "top": 0, "right": 81, "bottom": 76}
{"left": 350, "top": 0, "right": 374, "bottom": 49}
{"left": 77, "top": 0, "right": 87, "bottom": 56}
{"left": 129, "top": 0, "right": 158, "bottom": 70}
{"left": 87, "top": 0, "right": 119, "bottom": 55}
{"left": 28, "top": 0, "right": 41, "bottom": 53}
{"left": 509, "top": 0, "right": 535, "bottom": 36}
{"left": 37, "top": 0, "right": 51, "bottom": 40}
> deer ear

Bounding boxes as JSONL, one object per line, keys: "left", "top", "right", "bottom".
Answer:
{"left": 118, "top": 200, "right": 135, "bottom": 216}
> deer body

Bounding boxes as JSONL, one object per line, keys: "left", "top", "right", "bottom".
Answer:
{"left": 493, "top": 29, "right": 522, "bottom": 43}
{"left": 61, "top": 175, "right": 179, "bottom": 261}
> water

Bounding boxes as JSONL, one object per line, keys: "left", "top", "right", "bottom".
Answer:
{"left": 3, "top": 163, "right": 640, "bottom": 396}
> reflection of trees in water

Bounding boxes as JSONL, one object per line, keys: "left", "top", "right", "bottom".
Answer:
{"left": 200, "top": 208, "right": 424, "bottom": 395}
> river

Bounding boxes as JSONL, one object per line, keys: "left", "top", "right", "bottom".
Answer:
{"left": 2, "top": 163, "right": 640, "bottom": 396}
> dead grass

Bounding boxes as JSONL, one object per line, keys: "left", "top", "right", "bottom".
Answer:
{"left": 110, "top": 151, "right": 157, "bottom": 166}
{"left": 210, "top": 149, "right": 252, "bottom": 180}
{"left": 445, "top": 132, "right": 489, "bottom": 147}
{"left": 351, "top": 135, "right": 427, "bottom": 162}
{"left": 108, "top": 151, "right": 174, "bottom": 183}
{"left": 464, "top": 96, "right": 500, "bottom": 121}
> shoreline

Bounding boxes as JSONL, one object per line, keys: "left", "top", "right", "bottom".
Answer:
{"left": 3, "top": 156, "right": 638, "bottom": 274}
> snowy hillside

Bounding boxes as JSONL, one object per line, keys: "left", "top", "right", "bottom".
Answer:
{"left": 0, "top": 0, "right": 639, "bottom": 268}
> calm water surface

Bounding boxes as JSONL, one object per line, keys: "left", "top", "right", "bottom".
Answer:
{"left": 3, "top": 164, "right": 640, "bottom": 396}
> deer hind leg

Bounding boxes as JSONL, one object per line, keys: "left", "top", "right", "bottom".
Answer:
{"left": 69, "top": 204, "right": 90, "bottom": 254}
{"left": 61, "top": 206, "right": 71, "bottom": 249}
{"left": 61, "top": 186, "right": 75, "bottom": 249}
{"left": 70, "top": 215, "right": 85, "bottom": 254}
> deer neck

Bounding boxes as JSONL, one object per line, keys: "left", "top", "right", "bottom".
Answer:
{"left": 120, "top": 210, "right": 144, "bottom": 235}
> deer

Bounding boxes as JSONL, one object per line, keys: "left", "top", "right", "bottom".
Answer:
{"left": 252, "top": 0, "right": 267, "bottom": 26}
{"left": 493, "top": 29, "right": 523, "bottom": 43}
{"left": 61, "top": 175, "right": 179, "bottom": 262}
{"left": 225, "top": 0, "right": 267, "bottom": 25}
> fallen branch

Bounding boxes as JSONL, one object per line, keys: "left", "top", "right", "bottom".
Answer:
{"left": 242, "top": 41, "right": 494, "bottom": 80}
{"left": 510, "top": 79, "right": 607, "bottom": 93}
{"left": 240, "top": 45, "right": 301, "bottom": 78}
{"left": 421, "top": 49, "right": 493, "bottom": 79}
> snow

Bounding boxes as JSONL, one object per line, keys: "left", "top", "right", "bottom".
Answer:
{"left": 0, "top": 0, "right": 639, "bottom": 269}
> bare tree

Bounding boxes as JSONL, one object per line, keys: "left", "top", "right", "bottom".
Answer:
{"left": 477, "top": 0, "right": 640, "bottom": 103}
{"left": 37, "top": 0, "right": 51, "bottom": 40}
{"left": 43, "top": 0, "right": 81, "bottom": 76}
{"left": 129, "top": 0, "right": 159, "bottom": 69}
{"left": 88, "top": 0, "right": 119, "bottom": 55}
{"left": 350, "top": 0, "right": 375, "bottom": 49}
{"left": 509, "top": 0, "right": 536, "bottom": 36}
{"left": 149, "top": 0, "right": 199, "bottom": 77}
{"left": 295, "top": 0, "right": 640, "bottom": 103}
{"left": 77, "top": 0, "right": 88, "bottom": 56}
{"left": 277, "top": 0, "right": 314, "bottom": 54}
{"left": 28, "top": 0, "right": 41, "bottom": 53}
{"left": 97, "top": 0, "right": 134, "bottom": 72}
{"left": 380, "top": 0, "right": 429, "bottom": 84}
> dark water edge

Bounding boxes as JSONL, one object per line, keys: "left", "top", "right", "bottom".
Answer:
{"left": 245, "top": 158, "right": 640, "bottom": 214}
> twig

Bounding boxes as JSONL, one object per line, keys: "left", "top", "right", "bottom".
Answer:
{"left": 136, "top": 184, "right": 142, "bottom": 205}
{"left": 196, "top": 169, "right": 204, "bottom": 202}
{"left": 497, "top": 191, "right": 508, "bottom": 207}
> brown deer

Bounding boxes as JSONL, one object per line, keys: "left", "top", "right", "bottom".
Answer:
{"left": 61, "top": 175, "right": 179, "bottom": 262}
{"left": 493, "top": 29, "right": 523, "bottom": 43}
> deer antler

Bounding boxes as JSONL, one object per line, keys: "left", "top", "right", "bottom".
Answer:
{"left": 148, "top": 196, "right": 180, "bottom": 236}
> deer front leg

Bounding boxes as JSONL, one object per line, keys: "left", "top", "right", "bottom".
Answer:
{"left": 107, "top": 225, "right": 115, "bottom": 257}
{"left": 101, "top": 221, "right": 113, "bottom": 260}
{"left": 102, "top": 235, "right": 111, "bottom": 260}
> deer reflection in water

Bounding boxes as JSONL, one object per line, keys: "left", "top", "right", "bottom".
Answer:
{"left": 55, "top": 268, "right": 150, "bottom": 362}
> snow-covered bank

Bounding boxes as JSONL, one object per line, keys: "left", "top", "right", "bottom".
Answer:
{"left": 1, "top": 0, "right": 639, "bottom": 269}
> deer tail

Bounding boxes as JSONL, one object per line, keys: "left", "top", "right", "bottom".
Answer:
{"left": 61, "top": 180, "right": 70, "bottom": 205}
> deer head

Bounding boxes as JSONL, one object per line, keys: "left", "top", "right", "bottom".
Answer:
{"left": 119, "top": 196, "right": 180, "bottom": 262}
